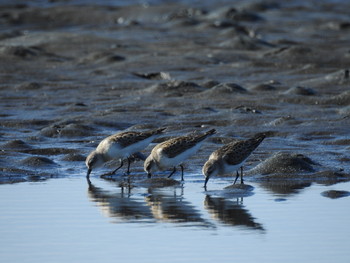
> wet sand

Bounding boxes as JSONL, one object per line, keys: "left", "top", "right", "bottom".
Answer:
{"left": 1, "top": 0, "right": 350, "bottom": 187}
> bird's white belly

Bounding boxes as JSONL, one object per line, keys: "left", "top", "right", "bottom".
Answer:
{"left": 221, "top": 160, "right": 246, "bottom": 175}
{"left": 122, "top": 138, "right": 154, "bottom": 157}
{"left": 157, "top": 143, "right": 202, "bottom": 169}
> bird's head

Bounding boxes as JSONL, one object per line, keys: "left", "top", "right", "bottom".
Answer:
{"left": 144, "top": 155, "right": 157, "bottom": 178}
{"left": 202, "top": 159, "right": 219, "bottom": 188}
{"left": 85, "top": 151, "right": 104, "bottom": 177}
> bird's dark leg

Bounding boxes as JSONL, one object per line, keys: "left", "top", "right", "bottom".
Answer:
{"left": 168, "top": 166, "right": 177, "bottom": 178}
{"left": 86, "top": 168, "right": 92, "bottom": 179}
{"left": 180, "top": 165, "right": 184, "bottom": 181}
{"left": 86, "top": 176, "right": 92, "bottom": 186}
{"left": 112, "top": 160, "right": 124, "bottom": 174}
{"left": 101, "top": 161, "right": 123, "bottom": 177}
{"left": 240, "top": 166, "right": 244, "bottom": 184}
{"left": 233, "top": 171, "right": 239, "bottom": 185}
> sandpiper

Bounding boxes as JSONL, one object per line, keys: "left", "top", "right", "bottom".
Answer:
{"left": 144, "top": 129, "right": 216, "bottom": 181}
{"left": 86, "top": 127, "right": 166, "bottom": 178}
{"left": 202, "top": 133, "right": 265, "bottom": 188}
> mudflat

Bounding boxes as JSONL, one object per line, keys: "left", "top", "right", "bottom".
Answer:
{"left": 1, "top": 0, "right": 349, "bottom": 185}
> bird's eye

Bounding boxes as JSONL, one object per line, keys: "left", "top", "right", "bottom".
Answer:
{"left": 88, "top": 156, "right": 95, "bottom": 167}
{"left": 206, "top": 163, "right": 215, "bottom": 174}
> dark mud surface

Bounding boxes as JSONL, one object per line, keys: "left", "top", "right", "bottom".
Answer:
{"left": 1, "top": 0, "right": 350, "bottom": 191}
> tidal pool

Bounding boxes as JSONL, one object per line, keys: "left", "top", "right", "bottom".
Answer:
{"left": 1, "top": 175, "right": 349, "bottom": 263}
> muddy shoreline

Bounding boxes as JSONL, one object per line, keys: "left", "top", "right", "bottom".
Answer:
{"left": 1, "top": 0, "right": 349, "bottom": 187}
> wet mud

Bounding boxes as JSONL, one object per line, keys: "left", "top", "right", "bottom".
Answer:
{"left": 1, "top": 1, "right": 350, "bottom": 193}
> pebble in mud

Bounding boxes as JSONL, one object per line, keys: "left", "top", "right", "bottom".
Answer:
{"left": 224, "top": 183, "right": 254, "bottom": 191}
{"left": 219, "top": 35, "right": 275, "bottom": 50}
{"left": 197, "top": 83, "right": 247, "bottom": 98}
{"left": 146, "top": 81, "right": 204, "bottom": 97}
{"left": 283, "top": 86, "right": 316, "bottom": 96}
{"left": 223, "top": 184, "right": 254, "bottom": 196}
{"left": 21, "top": 156, "right": 56, "bottom": 167}
{"left": 2, "top": 139, "right": 31, "bottom": 150}
{"left": 259, "top": 181, "right": 312, "bottom": 195}
{"left": 137, "top": 178, "right": 181, "bottom": 188}
{"left": 132, "top": 71, "right": 171, "bottom": 80}
{"left": 22, "top": 147, "right": 79, "bottom": 155}
{"left": 78, "top": 51, "right": 125, "bottom": 65}
{"left": 235, "top": 105, "right": 262, "bottom": 114}
{"left": 62, "top": 153, "right": 86, "bottom": 162}
{"left": 266, "top": 46, "right": 315, "bottom": 63}
{"left": 15, "top": 82, "right": 42, "bottom": 90}
{"left": 0, "top": 46, "right": 38, "bottom": 58}
{"left": 201, "top": 80, "right": 220, "bottom": 89}
{"left": 251, "top": 83, "right": 278, "bottom": 92}
{"left": 322, "top": 90, "right": 350, "bottom": 106}
{"left": 40, "top": 123, "right": 94, "bottom": 138}
{"left": 321, "top": 190, "right": 350, "bottom": 199}
{"left": 206, "top": 184, "right": 254, "bottom": 198}
{"left": 208, "top": 6, "right": 264, "bottom": 23}
{"left": 337, "top": 105, "right": 350, "bottom": 115}
{"left": 247, "top": 152, "right": 316, "bottom": 175}
{"left": 266, "top": 116, "right": 303, "bottom": 126}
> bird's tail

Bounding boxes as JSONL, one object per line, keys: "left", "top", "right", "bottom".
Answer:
{"left": 251, "top": 133, "right": 266, "bottom": 148}
{"left": 197, "top": 128, "right": 217, "bottom": 141}
{"left": 205, "top": 129, "right": 217, "bottom": 136}
{"left": 152, "top": 127, "right": 167, "bottom": 135}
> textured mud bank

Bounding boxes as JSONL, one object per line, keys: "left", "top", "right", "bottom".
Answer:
{"left": 0, "top": 0, "right": 349, "bottom": 188}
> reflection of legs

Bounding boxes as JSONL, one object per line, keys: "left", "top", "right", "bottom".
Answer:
{"left": 168, "top": 166, "right": 176, "bottom": 178}
{"left": 240, "top": 166, "right": 244, "bottom": 184}
{"left": 233, "top": 171, "right": 239, "bottom": 185}
{"left": 126, "top": 158, "right": 131, "bottom": 174}
{"left": 180, "top": 165, "right": 184, "bottom": 181}
{"left": 101, "top": 161, "right": 123, "bottom": 177}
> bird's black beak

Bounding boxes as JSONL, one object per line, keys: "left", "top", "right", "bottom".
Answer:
{"left": 147, "top": 172, "right": 152, "bottom": 179}
{"left": 87, "top": 168, "right": 92, "bottom": 178}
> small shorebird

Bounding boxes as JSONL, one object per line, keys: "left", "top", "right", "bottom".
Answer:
{"left": 144, "top": 129, "right": 216, "bottom": 181}
{"left": 202, "top": 133, "right": 265, "bottom": 188}
{"left": 86, "top": 127, "right": 166, "bottom": 178}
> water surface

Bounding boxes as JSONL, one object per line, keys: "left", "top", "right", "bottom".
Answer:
{"left": 1, "top": 176, "right": 350, "bottom": 263}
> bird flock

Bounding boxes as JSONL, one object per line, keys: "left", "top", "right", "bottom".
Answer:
{"left": 85, "top": 127, "right": 265, "bottom": 188}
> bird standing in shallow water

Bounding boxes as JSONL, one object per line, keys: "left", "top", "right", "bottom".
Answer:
{"left": 144, "top": 129, "right": 216, "bottom": 181}
{"left": 202, "top": 133, "right": 265, "bottom": 188}
{"left": 86, "top": 127, "right": 166, "bottom": 178}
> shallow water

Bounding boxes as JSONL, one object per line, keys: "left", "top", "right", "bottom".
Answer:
{"left": 1, "top": 175, "right": 350, "bottom": 263}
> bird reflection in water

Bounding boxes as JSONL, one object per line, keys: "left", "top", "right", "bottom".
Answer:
{"left": 145, "top": 188, "right": 213, "bottom": 228}
{"left": 87, "top": 178, "right": 213, "bottom": 228}
{"left": 204, "top": 195, "right": 264, "bottom": 231}
{"left": 87, "top": 178, "right": 154, "bottom": 223}
{"left": 258, "top": 180, "right": 312, "bottom": 196}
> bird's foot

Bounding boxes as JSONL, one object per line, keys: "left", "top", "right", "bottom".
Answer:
{"left": 100, "top": 171, "right": 116, "bottom": 178}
